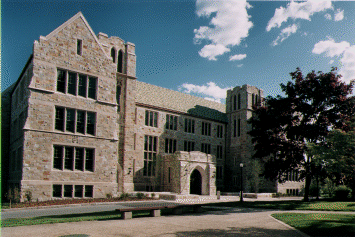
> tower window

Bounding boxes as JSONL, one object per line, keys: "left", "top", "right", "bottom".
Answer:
{"left": 117, "top": 50, "right": 123, "bottom": 73}
{"left": 77, "top": 39, "right": 82, "bottom": 56}
{"left": 111, "top": 48, "right": 116, "bottom": 63}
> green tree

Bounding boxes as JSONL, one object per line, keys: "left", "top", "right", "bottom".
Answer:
{"left": 309, "top": 122, "right": 355, "bottom": 199}
{"left": 249, "top": 68, "right": 355, "bottom": 201}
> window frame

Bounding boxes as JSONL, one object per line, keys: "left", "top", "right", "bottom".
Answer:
{"left": 56, "top": 69, "right": 97, "bottom": 100}
{"left": 145, "top": 110, "right": 158, "bottom": 127}
{"left": 55, "top": 107, "right": 96, "bottom": 136}
{"left": 53, "top": 145, "right": 95, "bottom": 172}
{"left": 184, "top": 118, "right": 195, "bottom": 133}
{"left": 143, "top": 135, "right": 158, "bottom": 176}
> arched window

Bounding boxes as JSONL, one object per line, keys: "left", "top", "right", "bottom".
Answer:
{"left": 111, "top": 48, "right": 116, "bottom": 63}
{"left": 238, "top": 93, "right": 241, "bottom": 110}
{"left": 233, "top": 95, "right": 237, "bottom": 110}
{"left": 117, "top": 50, "right": 123, "bottom": 73}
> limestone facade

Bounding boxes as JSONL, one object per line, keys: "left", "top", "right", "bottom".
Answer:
{"left": 2, "top": 12, "right": 302, "bottom": 201}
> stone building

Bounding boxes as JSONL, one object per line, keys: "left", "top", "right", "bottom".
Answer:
{"left": 2, "top": 12, "right": 303, "bottom": 201}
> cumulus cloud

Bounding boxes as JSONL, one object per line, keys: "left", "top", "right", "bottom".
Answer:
{"left": 312, "top": 39, "right": 350, "bottom": 57}
{"left": 324, "top": 13, "right": 332, "bottom": 20}
{"left": 179, "top": 82, "right": 232, "bottom": 103}
{"left": 334, "top": 9, "right": 344, "bottom": 21}
{"left": 272, "top": 24, "right": 298, "bottom": 46}
{"left": 229, "top": 54, "right": 247, "bottom": 61}
{"left": 266, "top": 0, "right": 332, "bottom": 31}
{"left": 194, "top": 0, "right": 253, "bottom": 60}
{"left": 312, "top": 39, "right": 355, "bottom": 83}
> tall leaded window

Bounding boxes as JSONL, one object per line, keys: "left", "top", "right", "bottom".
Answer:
{"left": 201, "top": 143, "right": 211, "bottom": 154}
{"left": 233, "top": 119, "right": 237, "bottom": 137}
{"left": 184, "top": 118, "right": 195, "bottom": 133}
{"left": 183, "top": 141, "right": 195, "bottom": 152}
{"left": 165, "top": 114, "right": 178, "bottom": 130}
{"left": 55, "top": 107, "right": 65, "bottom": 131}
{"left": 111, "top": 48, "right": 116, "bottom": 63}
{"left": 57, "top": 69, "right": 66, "bottom": 93}
{"left": 217, "top": 166, "right": 223, "bottom": 180}
{"left": 165, "top": 138, "right": 177, "bottom": 154}
{"left": 145, "top": 110, "right": 158, "bottom": 127}
{"left": 117, "top": 50, "right": 123, "bottom": 73}
{"left": 78, "top": 74, "right": 87, "bottom": 97}
{"left": 233, "top": 95, "right": 237, "bottom": 110}
{"left": 144, "top": 135, "right": 157, "bottom": 176}
{"left": 116, "top": 86, "right": 121, "bottom": 111}
{"left": 56, "top": 69, "right": 97, "bottom": 99}
{"left": 238, "top": 118, "right": 241, "bottom": 137}
{"left": 201, "top": 122, "right": 211, "bottom": 136}
{"left": 216, "top": 145, "right": 223, "bottom": 159}
{"left": 55, "top": 107, "right": 96, "bottom": 136}
{"left": 53, "top": 145, "right": 95, "bottom": 172}
{"left": 238, "top": 93, "right": 241, "bottom": 109}
{"left": 217, "top": 125, "right": 224, "bottom": 138}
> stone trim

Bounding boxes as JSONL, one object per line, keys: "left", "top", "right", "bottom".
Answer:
{"left": 28, "top": 86, "right": 55, "bottom": 94}
{"left": 22, "top": 180, "right": 118, "bottom": 184}
{"left": 117, "top": 72, "right": 136, "bottom": 80}
{"left": 96, "top": 99, "right": 118, "bottom": 107}
{"left": 136, "top": 102, "right": 228, "bottom": 124}
{"left": 23, "top": 128, "right": 119, "bottom": 141}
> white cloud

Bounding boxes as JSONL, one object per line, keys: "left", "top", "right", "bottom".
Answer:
{"left": 334, "top": 9, "right": 344, "bottom": 21}
{"left": 312, "top": 39, "right": 350, "bottom": 57}
{"left": 229, "top": 54, "right": 247, "bottom": 61}
{"left": 194, "top": 0, "right": 253, "bottom": 60}
{"left": 237, "top": 64, "right": 243, "bottom": 68}
{"left": 179, "top": 82, "right": 232, "bottom": 103}
{"left": 272, "top": 24, "right": 298, "bottom": 46}
{"left": 198, "top": 44, "right": 230, "bottom": 61}
{"left": 266, "top": 0, "right": 333, "bottom": 31}
{"left": 329, "top": 60, "right": 334, "bottom": 64}
{"left": 312, "top": 39, "right": 355, "bottom": 83}
{"left": 324, "top": 13, "right": 332, "bottom": 20}
{"left": 340, "top": 46, "right": 355, "bottom": 83}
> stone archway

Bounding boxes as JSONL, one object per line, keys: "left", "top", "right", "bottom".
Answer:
{"left": 190, "top": 169, "right": 202, "bottom": 195}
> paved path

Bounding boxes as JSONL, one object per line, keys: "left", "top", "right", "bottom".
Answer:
{"left": 2, "top": 207, "right": 309, "bottom": 237}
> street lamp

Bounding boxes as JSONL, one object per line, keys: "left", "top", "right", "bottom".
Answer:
{"left": 240, "top": 163, "right": 244, "bottom": 202}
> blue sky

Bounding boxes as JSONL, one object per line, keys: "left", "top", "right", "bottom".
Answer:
{"left": 2, "top": 0, "right": 355, "bottom": 102}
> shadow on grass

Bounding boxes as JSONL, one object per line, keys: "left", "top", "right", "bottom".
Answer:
{"left": 273, "top": 213, "right": 355, "bottom": 237}
{"left": 174, "top": 226, "right": 301, "bottom": 237}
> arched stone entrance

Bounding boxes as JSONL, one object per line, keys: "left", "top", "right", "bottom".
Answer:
{"left": 190, "top": 169, "right": 202, "bottom": 195}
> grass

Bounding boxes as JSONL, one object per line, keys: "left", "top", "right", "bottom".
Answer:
{"left": 1, "top": 206, "right": 197, "bottom": 228}
{"left": 272, "top": 212, "right": 355, "bottom": 237}
{"left": 206, "top": 200, "right": 355, "bottom": 212}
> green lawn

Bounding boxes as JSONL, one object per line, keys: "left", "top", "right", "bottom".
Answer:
{"left": 207, "top": 200, "right": 355, "bottom": 212}
{"left": 272, "top": 212, "right": 355, "bottom": 237}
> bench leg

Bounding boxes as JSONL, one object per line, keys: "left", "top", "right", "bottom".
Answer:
{"left": 121, "top": 211, "right": 132, "bottom": 220}
{"left": 150, "top": 209, "right": 161, "bottom": 217}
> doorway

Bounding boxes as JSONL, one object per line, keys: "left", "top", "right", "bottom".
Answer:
{"left": 190, "top": 169, "right": 202, "bottom": 195}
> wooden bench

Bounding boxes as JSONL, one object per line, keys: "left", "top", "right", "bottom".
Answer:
{"left": 116, "top": 204, "right": 204, "bottom": 220}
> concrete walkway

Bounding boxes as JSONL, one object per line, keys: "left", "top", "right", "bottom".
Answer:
{"left": 2, "top": 207, "right": 309, "bottom": 237}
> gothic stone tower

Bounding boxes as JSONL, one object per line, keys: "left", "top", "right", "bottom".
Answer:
{"left": 225, "top": 85, "right": 264, "bottom": 193}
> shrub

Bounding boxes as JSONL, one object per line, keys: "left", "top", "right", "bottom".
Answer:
{"left": 120, "top": 193, "right": 130, "bottom": 199}
{"left": 13, "top": 187, "right": 21, "bottom": 203}
{"left": 106, "top": 193, "right": 112, "bottom": 199}
{"left": 136, "top": 192, "right": 145, "bottom": 199}
{"left": 334, "top": 185, "right": 351, "bottom": 200}
{"left": 25, "top": 190, "right": 32, "bottom": 202}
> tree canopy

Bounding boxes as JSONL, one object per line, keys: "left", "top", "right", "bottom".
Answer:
{"left": 249, "top": 68, "right": 355, "bottom": 201}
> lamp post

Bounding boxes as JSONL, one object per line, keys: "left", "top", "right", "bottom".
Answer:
{"left": 240, "top": 163, "right": 244, "bottom": 202}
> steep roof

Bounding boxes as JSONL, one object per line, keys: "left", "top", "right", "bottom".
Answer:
{"left": 43, "top": 12, "right": 109, "bottom": 60}
{"left": 136, "top": 81, "right": 227, "bottom": 123}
